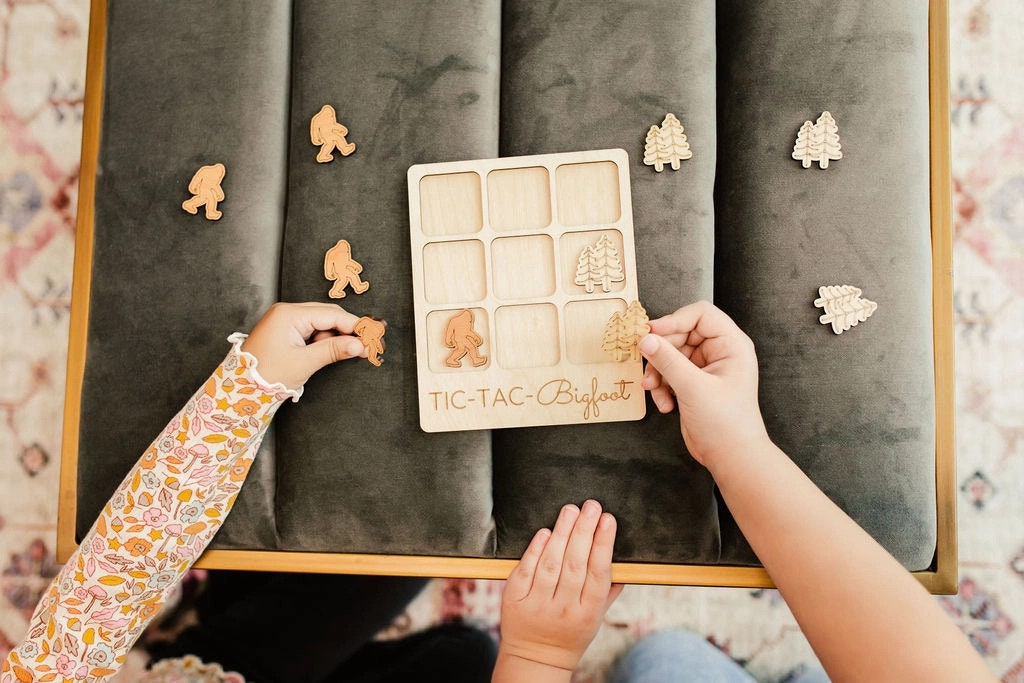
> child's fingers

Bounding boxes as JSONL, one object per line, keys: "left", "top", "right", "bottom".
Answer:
{"left": 532, "top": 504, "right": 580, "bottom": 598}
{"left": 657, "top": 332, "right": 696, "bottom": 350}
{"left": 311, "top": 330, "right": 336, "bottom": 343}
{"left": 649, "top": 300, "right": 739, "bottom": 341}
{"left": 306, "top": 335, "right": 367, "bottom": 373}
{"left": 504, "top": 527, "right": 551, "bottom": 603}
{"left": 638, "top": 334, "right": 704, "bottom": 404}
{"left": 554, "top": 500, "right": 602, "bottom": 602}
{"left": 294, "top": 302, "right": 362, "bottom": 337}
{"left": 581, "top": 513, "right": 617, "bottom": 610}
{"left": 642, "top": 365, "right": 677, "bottom": 414}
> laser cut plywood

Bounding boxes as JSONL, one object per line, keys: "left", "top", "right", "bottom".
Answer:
{"left": 354, "top": 316, "right": 386, "bottom": 366}
{"left": 408, "top": 149, "right": 645, "bottom": 432}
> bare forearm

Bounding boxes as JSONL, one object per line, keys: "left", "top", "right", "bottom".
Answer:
{"left": 709, "top": 438, "right": 993, "bottom": 683}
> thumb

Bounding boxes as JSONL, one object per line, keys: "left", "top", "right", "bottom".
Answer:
{"left": 637, "top": 333, "right": 703, "bottom": 401}
{"left": 305, "top": 335, "right": 366, "bottom": 376}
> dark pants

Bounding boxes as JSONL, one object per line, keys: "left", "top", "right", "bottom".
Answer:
{"left": 147, "top": 571, "right": 496, "bottom": 683}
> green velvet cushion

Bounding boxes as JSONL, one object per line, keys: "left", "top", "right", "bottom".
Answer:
{"left": 492, "top": 0, "right": 721, "bottom": 563}
{"left": 78, "top": 0, "right": 292, "bottom": 547}
{"left": 272, "top": 0, "right": 502, "bottom": 556}
{"left": 713, "top": 0, "right": 936, "bottom": 570}
{"left": 76, "top": 0, "right": 937, "bottom": 572}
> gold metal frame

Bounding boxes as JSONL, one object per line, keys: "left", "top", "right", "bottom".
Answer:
{"left": 58, "top": 0, "right": 956, "bottom": 592}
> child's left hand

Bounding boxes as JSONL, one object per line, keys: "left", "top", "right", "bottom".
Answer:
{"left": 241, "top": 302, "right": 369, "bottom": 389}
{"left": 493, "top": 500, "right": 622, "bottom": 682}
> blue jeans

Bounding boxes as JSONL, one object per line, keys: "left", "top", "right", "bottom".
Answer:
{"left": 610, "top": 630, "right": 830, "bottom": 683}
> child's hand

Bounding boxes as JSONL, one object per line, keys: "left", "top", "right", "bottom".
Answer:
{"left": 639, "top": 300, "right": 769, "bottom": 469}
{"left": 241, "top": 302, "right": 369, "bottom": 390}
{"left": 494, "top": 500, "right": 622, "bottom": 682}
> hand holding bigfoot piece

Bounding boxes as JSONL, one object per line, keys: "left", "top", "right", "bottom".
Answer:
{"left": 354, "top": 316, "right": 386, "bottom": 367}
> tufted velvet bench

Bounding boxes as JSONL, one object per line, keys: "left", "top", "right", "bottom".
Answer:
{"left": 59, "top": 0, "right": 956, "bottom": 590}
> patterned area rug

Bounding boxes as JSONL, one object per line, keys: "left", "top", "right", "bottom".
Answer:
{"left": 1, "top": 1, "right": 1022, "bottom": 681}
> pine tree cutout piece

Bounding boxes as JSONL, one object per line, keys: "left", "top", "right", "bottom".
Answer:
{"left": 792, "top": 120, "right": 821, "bottom": 169}
{"left": 574, "top": 234, "right": 625, "bottom": 294}
{"left": 602, "top": 312, "right": 628, "bottom": 361}
{"left": 602, "top": 301, "right": 651, "bottom": 362}
{"left": 815, "top": 111, "right": 842, "bottom": 169}
{"left": 643, "top": 125, "right": 668, "bottom": 172}
{"left": 659, "top": 113, "right": 693, "bottom": 169}
{"left": 792, "top": 111, "right": 843, "bottom": 169}
{"left": 643, "top": 113, "right": 692, "bottom": 172}
{"left": 813, "top": 285, "right": 877, "bottom": 334}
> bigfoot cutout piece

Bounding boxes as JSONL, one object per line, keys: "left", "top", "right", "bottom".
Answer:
{"left": 324, "top": 239, "right": 370, "bottom": 299}
{"left": 443, "top": 309, "right": 487, "bottom": 368}
{"left": 181, "top": 163, "right": 226, "bottom": 220}
{"left": 354, "top": 317, "right": 386, "bottom": 367}
{"left": 310, "top": 104, "right": 356, "bottom": 163}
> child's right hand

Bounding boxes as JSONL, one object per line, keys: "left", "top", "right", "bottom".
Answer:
{"left": 638, "top": 300, "right": 769, "bottom": 469}
{"left": 241, "top": 302, "right": 369, "bottom": 390}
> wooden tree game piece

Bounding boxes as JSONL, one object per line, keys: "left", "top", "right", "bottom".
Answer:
{"left": 324, "top": 239, "right": 370, "bottom": 299}
{"left": 643, "top": 125, "right": 668, "bottom": 172}
{"left": 792, "top": 120, "right": 821, "bottom": 168}
{"left": 793, "top": 111, "right": 843, "bottom": 169}
{"left": 181, "top": 163, "right": 226, "bottom": 220}
{"left": 311, "top": 104, "right": 356, "bottom": 163}
{"left": 353, "top": 316, "right": 386, "bottom": 366}
{"left": 602, "top": 300, "right": 650, "bottom": 361}
{"left": 443, "top": 309, "right": 488, "bottom": 368}
{"left": 643, "top": 113, "right": 692, "bottom": 172}
{"left": 813, "top": 285, "right": 877, "bottom": 334}
{"left": 574, "top": 234, "right": 625, "bottom": 294}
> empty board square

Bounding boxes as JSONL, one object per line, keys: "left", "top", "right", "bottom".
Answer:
{"left": 491, "top": 234, "right": 556, "bottom": 300}
{"left": 565, "top": 299, "right": 627, "bottom": 364}
{"left": 423, "top": 240, "right": 487, "bottom": 304}
{"left": 426, "top": 308, "right": 490, "bottom": 372}
{"left": 487, "top": 166, "right": 551, "bottom": 231}
{"left": 495, "top": 303, "right": 560, "bottom": 368}
{"left": 555, "top": 161, "right": 621, "bottom": 227}
{"left": 419, "top": 173, "right": 483, "bottom": 236}
{"left": 560, "top": 229, "right": 627, "bottom": 295}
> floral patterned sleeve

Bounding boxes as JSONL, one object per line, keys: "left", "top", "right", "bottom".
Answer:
{"left": 2, "top": 334, "right": 300, "bottom": 683}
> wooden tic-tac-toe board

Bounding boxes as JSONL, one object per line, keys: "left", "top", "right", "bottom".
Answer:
{"left": 408, "top": 148, "right": 646, "bottom": 432}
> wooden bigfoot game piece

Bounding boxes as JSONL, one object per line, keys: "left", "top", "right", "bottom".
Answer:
{"left": 182, "top": 163, "right": 226, "bottom": 220}
{"left": 324, "top": 239, "right": 370, "bottom": 299}
{"left": 354, "top": 317, "right": 386, "bottom": 367}
{"left": 813, "top": 285, "right": 877, "bottom": 334}
{"left": 443, "top": 309, "right": 487, "bottom": 368}
{"left": 311, "top": 104, "right": 356, "bottom": 163}
{"left": 602, "top": 301, "right": 650, "bottom": 362}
